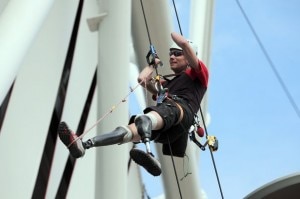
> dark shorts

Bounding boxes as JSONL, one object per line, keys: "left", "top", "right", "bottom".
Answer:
{"left": 130, "top": 97, "right": 194, "bottom": 157}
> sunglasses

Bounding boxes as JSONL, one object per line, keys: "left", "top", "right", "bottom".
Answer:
{"left": 169, "top": 50, "right": 184, "bottom": 57}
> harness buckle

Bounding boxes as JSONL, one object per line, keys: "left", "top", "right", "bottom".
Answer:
{"left": 156, "top": 87, "right": 168, "bottom": 104}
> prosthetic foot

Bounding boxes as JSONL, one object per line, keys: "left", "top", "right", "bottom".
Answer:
{"left": 130, "top": 148, "right": 161, "bottom": 176}
{"left": 130, "top": 115, "right": 162, "bottom": 176}
{"left": 58, "top": 122, "right": 85, "bottom": 158}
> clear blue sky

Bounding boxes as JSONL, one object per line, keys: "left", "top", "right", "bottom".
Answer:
{"left": 133, "top": 0, "right": 300, "bottom": 198}
{"left": 206, "top": 0, "right": 300, "bottom": 198}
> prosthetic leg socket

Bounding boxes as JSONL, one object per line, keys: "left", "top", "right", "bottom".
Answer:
{"left": 83, "top": 126, "right": 132, "bottom": 149}
{"left": 134, "top": 115, "right": 152, "bottom": 153}
{"left": 131, "top": 115, "right": 161, "bottom": 176}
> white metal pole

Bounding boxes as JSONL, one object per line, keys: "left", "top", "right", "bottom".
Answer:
{"left": 0, "top": 0, "right": 55, "bottom": 104}
{"left": 95, "top": 0, "right": 131, "bottom": 198}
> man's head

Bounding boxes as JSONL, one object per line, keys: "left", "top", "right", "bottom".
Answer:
{"left": 169, "top": 40, "right": 198, "bottom": 74}
{"left": 169, "top": 40, "right": 198, "bottom": 56}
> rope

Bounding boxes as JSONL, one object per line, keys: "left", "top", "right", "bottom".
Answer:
{"left": 167, "top": 135, "right": 183, "bottom": 199}
{"left": 140, "top": 0, "right": 152, "bottom": 45}
{"left": 235, "top": 0, "right": 300, "bottom": 119}
{"left": 81, "top": 83, "right": 140, "bottom": 139}
{"left": 171, "top": 1, "right": 225, "bottom": 198}
{"left": 172, "top": 0, "right": 183, "bottom": 36}
{"left": 139, "top": 0, "right": 184, "bottom": 197}
{"left": 66, "top": 83, "right": 141, "bottom": 147}
{"left": 199, "top": 108, "right": 224, "bottom": 199}
{"left": 67, "top": 69, "right": 154, "bottom": 147}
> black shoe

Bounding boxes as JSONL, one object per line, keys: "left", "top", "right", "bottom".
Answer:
{"left": 130, "top": 148, "right": 161, "bottom": 176}
{"left": 58, "top": 122, "right": 85, "bottom": 158}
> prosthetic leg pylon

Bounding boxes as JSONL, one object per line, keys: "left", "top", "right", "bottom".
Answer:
{"left": 130, "top": 115, "right": 162, "bottom": 176}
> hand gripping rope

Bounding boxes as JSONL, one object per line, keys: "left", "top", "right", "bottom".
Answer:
{"left": 140, "top": 0, "right": 167, "bottom": 105}
{"left": 145, "top": 45, "right": 167, "bottom": 104}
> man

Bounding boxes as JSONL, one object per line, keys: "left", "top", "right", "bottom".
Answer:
{"left": 58, "top": 32, "right": 209, "bottom": 176}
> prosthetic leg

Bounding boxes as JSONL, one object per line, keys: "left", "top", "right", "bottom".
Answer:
{"left": 58, "top": 122, "right": 132, "bottom": 158}
{"left": 129, "top": 115, "right": 162, "bottom": 176}
{"left": 58, "top": 118, "right": 161, "bottom": 176}
{"left": 83, "top": 126, "right": 132, "bottom": 148}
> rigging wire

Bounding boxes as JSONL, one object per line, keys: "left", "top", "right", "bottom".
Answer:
{"left": 140, "top": 0, "right": 183, "bottom": 198}
{"left": 171, "top": 1, "right": 225, "bottom": 198}
{"left": 139, "top": 0, "right": 183, "bottom": 198}
{"left": 81, "top": 83, "right": 138, "bottom": 137}
{"left": 67, "top": 72, "right": 154, "bottom": 147}
{"left": 167, "top": 135, "right": 183, "bottom": 199}
{"left": 235, "top": 0, "right": 300, "bottom": 119}
{"left": 140, "top": 0, "right": 152, "bottom": 45}
{"left": 66, "top": 82, "right": 142, "bottom": 146}
{"left": 140, "top": 0, "right": 161, "bottom": 75}
{"left": 199, "top": 108, "right": 224, "bottom": 199}
{"left": 171, "top": 0, "right": 183, "bottom": 36}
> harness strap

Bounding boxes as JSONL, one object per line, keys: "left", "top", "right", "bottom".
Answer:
{"left": 167, "top": 96, "right": 184, "bottom": 125}
{"left": 174, "top": 101, "right": 184, "bottom": 125}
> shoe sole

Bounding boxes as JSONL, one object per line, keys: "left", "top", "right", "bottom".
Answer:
{"left": 130, "top": 148, "right": 161, "bottom": 176}
{"left": 58, "top": 122, "right": 85, "bottom": 158}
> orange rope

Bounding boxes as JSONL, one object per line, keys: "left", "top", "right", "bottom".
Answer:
{"left": 67, "top": 70, "right": 154, "bottom": 147}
